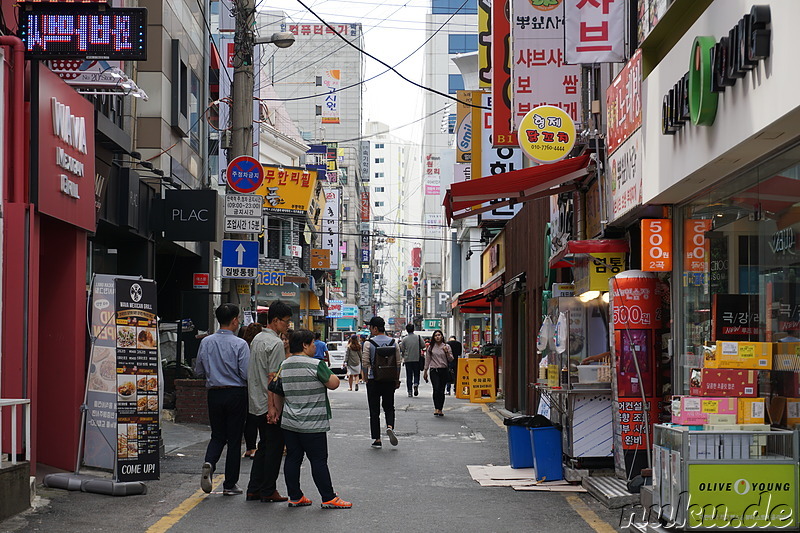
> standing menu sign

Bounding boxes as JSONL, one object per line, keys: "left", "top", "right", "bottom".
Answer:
{"left": 114, "top": 279, "right": 160, "bottom": 481}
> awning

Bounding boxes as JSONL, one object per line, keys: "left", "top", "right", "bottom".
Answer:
{"left": 549, "top": 239, "right": 629, "bottom": 269}
{"left": 451, "top": 288, "right": 490, "bottom": 313}
{"left": 444, "top": 154, "right": 593, "bottom": 222}
{"left": 482, "top": 274, "right": 505, "bottom": 299}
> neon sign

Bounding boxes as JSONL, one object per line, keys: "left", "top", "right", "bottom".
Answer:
{"left": 20, "top": 5, "right": 147, "bottom": 60}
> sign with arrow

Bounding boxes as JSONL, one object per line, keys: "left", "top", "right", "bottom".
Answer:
{"left": 221, "top": 239, "right": 259, "bottom": 278}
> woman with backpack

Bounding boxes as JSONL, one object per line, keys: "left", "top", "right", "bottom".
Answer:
{"left": 422, "top": 330, "right": 454, "bottom": 417}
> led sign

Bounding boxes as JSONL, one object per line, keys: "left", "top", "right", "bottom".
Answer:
{"left": 20, "top": 5, "right": 147, "bottom": 60}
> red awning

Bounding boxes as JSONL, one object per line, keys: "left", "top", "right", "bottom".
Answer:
{"left": 444, "top": 154, "right": 593, "bottom": 222}
{"left": 481, "top": 274, "right": 505, "bottom": 298}
{"left": 451, "top": 288, "right": 490, "bottom": 312}
{"left": 549, "top": 239, "right": 630, "bottom": 269}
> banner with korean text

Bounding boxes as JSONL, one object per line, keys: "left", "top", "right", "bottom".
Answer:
{"left": 565, "top": 0, "right": 625, "bottom": 63}
{"left": 321, "top": 188, "right": 340, "bottom": 269}
{"left": 491, "top": 0, "right": 517, "bottom": 146}
{"left": 321, "top": 69, "right": 341, "bottom": 124}
{"left": 510, "top": 0, "right": 582, "bottom": 128}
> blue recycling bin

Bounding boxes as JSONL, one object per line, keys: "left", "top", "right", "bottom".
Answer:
{"left": 507, "top": 425, "right": 534, "bottom": 469}
{"left": 530, "top": 426, "right": 563, "bottom": 481}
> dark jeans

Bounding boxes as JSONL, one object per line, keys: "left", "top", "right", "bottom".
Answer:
{"left": 246, "top": 413, "right": 285, "bottom": 497}
{"left": 244, "top": 413, "right": 259, "bottom": 450}
{"left": 283, "top": 430, "right": 335, "bottom": 502}
{"left": 430, "top": 368, "right": 449, "bottom": 410}
{"left": 366, "top": 380, "right": 396, "bottom": 440}
{"left": 405, "top": 361, "right": 421, "bottom": 392}
{"left": 205, "top": 387, "right": 248, "bottom": 489}
{"left": 445, "top": 360, "right": 457, "bottom": 393}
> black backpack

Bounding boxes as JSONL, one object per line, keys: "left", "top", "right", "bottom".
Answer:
{"left": 368, "top": 339, "right": 399, "bottom": 382}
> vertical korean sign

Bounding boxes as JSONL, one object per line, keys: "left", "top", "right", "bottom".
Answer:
{"left": 480, "top": 92, "right": 523, "bottom": 220}
{"left": 424, "top": 154, "right": 441, "bottom": 195}
{"left": 115, "top": 279, "right": 160, "bottom": 481}
{"left": 321, "top": 69, "right": 341, "bottom": 124}
{"left": 565, "top": 0, "right": 625, "bottom": 63}
{"left": 511, "top": 0, "right": 581, "bottom": 128}
{"left": 455, "top": 90, "right": 473, "bottom": 163}
{"left": 492, "top": 0, "right": 517, "bottom": 146}
{"left": 322, "top": 188, "right": 341, "bottom": 269}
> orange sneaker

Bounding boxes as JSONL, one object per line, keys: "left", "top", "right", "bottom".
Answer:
{"left": 288, "top": 495, "right": 312, "bottom": 507}
{"left": 321, "top": 496, "right": 352, "bottom": 509}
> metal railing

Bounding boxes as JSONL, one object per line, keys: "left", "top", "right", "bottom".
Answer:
{"left": 0, "top": 399, "right": 31, "bottom": 468}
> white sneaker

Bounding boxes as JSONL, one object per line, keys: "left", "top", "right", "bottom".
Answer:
{"left": 201, "top": 462, "right": 213, "bottom": 493}
{"left": 387, "top": 427, "right": 398, "bottom": 446}
{"left": 223, "top": 484, "right": 243, "bottom": 495}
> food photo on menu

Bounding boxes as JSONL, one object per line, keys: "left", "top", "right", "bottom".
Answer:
{"left": 147, "top": 376, "right": 158, "bottom": 392}
{"left": 137, "top": 375, "right": 148, "bottom": 393}
{"left": 137, "top": 395, "right": 148, "bottom": 412}
{"left": 137, "top": 327, "right": 157, "bottom": 349}
{"left": 117, "top": 375, "right": 136, "bottom": 401}
{"left": 147, "top": 396, "right": 159, "bottom": 412}
{"left": 116, "top": 326, "right": 137, "bottom": 349}
{"left": 117, "top": 425, "right": 128, "bottom": 459}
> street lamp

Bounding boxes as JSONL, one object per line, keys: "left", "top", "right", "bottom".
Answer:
{"left": 255, "top": 32, "right": 296, "bottom": 48}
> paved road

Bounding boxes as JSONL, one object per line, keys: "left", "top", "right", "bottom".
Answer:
{"left": 2, "top": 381, "right": 624, "bottom": 532}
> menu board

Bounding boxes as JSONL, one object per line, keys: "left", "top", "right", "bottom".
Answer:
{"left": 114, "top": 278, "right": 160, "bottom": 482}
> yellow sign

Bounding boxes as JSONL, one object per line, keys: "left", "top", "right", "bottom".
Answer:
{"left": 456, "top": 90, "right": 473, "bottom": 164}
{"left": 469, "top": 357, "right": 496, "bottom": 403}
{"left": 573, "top": 252, "right": 626, "bottom": 295}
{"left": 236, "top": 283, "right": 251, "bottom": 295}
{"left": 739, "top": 344, "right": 755, "bottom": 357}
{"left": 701, "top": 400, "right": 719, "bottom": 414}
{"left": 455, "top": 358, "right": 471, "bottom": 399}
{"left": 256, "top": 165, "right": 318, "bottom": 214}
{"left": 310, "top": 248, "right": 331, "bottom": 270}
{"left": 548, "top": 364, "right": 560, "bottom": 388}
{"left": 477, "top": 0, "right": 491, "bottom": 88}
{"left": 517, "top": 105, "right": 576, "bottom": 164}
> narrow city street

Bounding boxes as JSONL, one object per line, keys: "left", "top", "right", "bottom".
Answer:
{"left": 2, "top": 381, "right": 622, "bottom": 533}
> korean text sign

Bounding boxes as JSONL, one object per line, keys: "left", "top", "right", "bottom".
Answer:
{"left": 565, "top": 0, "right": 625, "bottom": 64}
{"left": 255, "top": 165, "right": 317, "bottom": 214}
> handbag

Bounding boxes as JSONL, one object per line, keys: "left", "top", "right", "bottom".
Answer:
{"left": 444, "top": 345, "right": 455, "bottom": 383}
{"left": 267, "top": 367, "right": 285, "bottom": 396}
{"left": 418, "top": 335, "right": 426, "bottom": 367}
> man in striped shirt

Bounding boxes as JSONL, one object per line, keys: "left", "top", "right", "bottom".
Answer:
{"left": 277, "top": 329, "right": 352, "bottom": 509}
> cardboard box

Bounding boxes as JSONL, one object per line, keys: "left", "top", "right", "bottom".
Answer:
{"left": 706, "top": 342, "right": 773, "bottom": 369}
{"left": 706, "top": 414, "right": 737, "bottom": 424}
{"left": 737, "top": 397, "right": 766, "bottom": 424}
{"left": 671, "top": 396, "right": 737, "bottom": 425}
{"left": 772, "top": 344, "right": 800, "bottom": 371}
{"left": 689, "top": 368, "right": 757, "bottom": 397}
{"left": 788, "top": 398, "right": 800, "bottom": 427}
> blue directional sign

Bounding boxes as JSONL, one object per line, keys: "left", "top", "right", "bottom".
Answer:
{"left": 226, "top": 156, "right": 264, "bottom": 194}
{"left": 221, "top": 240, "right": 259, "bottom": 279}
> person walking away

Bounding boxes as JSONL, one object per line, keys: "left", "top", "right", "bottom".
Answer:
{"left": 400, "top": 324, "right": 424, "bottom": 398}
{"left": 313, "top": 332, "right": 330, "bottom": 364}
{"left": 423, "top": 330, "right": 454, "bottom": 416}
{"left": 277, "top": 329, "right": 352, "bottom": 509}
{"left": 345, "top": 335, "right": 362, "bottom": 391}
{"left": 245, "top": 301, "right": 293, "bottom": 503}
{"left": 193, "top": 304, "right": 250, "bottom": 495}
{"left": 361, "top": 316, "right": 401, "bottom": 448}
{"left": 445, "top": 336, "right": 463, "bottom": 396}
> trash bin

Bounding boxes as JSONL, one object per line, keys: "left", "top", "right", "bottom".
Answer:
{"left": 530, "top": 426, "right": 562, "bottom": 481}
{"left": 504, "top": 415, "right": 551, "bottom": 469}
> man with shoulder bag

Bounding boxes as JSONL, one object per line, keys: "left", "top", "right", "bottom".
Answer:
{"left": 361, "top": 316, "right": 401, "bottom": 448}
{"left": 400, "top": 324, "right": 424, "bottom": 398}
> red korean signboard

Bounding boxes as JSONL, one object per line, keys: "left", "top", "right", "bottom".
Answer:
{"left": 360, "top": 191, "right": 370, "bottom": 222}
{"left": 491, "top": 0, "right": 517, "bottom": 146}
{"left": 34, "top": 63, "right": 96, "bottom": 232}
{"left": 606, "top": 49, "right": 642, "bottom": 155}
{"left": 641, "top": 219, "right": 672, "bottom": 272}
{"left": 618, "top": 398, "right": 656, "bottom": 450}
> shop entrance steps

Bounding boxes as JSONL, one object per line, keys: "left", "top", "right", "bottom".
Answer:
{"left": 582, "top": 475, "right": 639, "bottom": 508}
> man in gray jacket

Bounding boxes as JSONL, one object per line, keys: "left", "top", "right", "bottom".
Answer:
{"left": 400, "top": 324, "right": 425, "bottom": 398}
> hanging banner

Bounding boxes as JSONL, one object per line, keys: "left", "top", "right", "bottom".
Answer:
{"left": 321, "top": 188, "right": 340, "bottom": 270}
{"left": 565, "top": 0, "right": 625, "bottom": 64}
{"left": 609, "top": 128, "right": 643, "bottom": 221}
{"left": 321, "top": 69, "right": 341, "bottom": 124}
{"left": 477, "top": 0, "right": 492, "bottom": 88}
{"left": 606, "top": 49, "right": 642, "bottom": 155}
{"left": 491, "top": 0, "right": 517, "bottom": 146}
{"left": 424, "top": 154, "right": 442, "bottom": 195}
{"left": 480, "top": 92, "right": 523, "bottom": 220}
{"left": 684, "top": 219, "right": 712, "bottom": 272}
{"left": 359, "top": 140, "right": 370, "bottom": 182}
{"left": 511, "top": 0, "right": 581, "bottom": 128}
{"left": 641, "top": 219, "right": 673, "bottom": 272}
{"left": 114, "top": 278, "right": 160, "bottom": 482}
{"left": 456, "top": 90, "right": 473, "bottom": 163}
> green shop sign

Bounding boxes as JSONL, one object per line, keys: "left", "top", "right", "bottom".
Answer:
{"left": 687, "top": 463, "right": 797, "bottom": 529}
{"left": 662, "top": 5, "right": 771, "bottom": 135}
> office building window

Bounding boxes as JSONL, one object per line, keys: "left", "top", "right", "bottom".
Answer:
{"left": 448, "top": 74, "right": 464, "bottom": 94}
{"left": 374, "top": 201, "right": 384, "bottom": 207}
{"left": 375, "top": 143, "right": 384, "bottom": 149}
{"left": 375, "top": 172, "right": 384, "bottom": 178}
{"left": 374, "top": 186, "right": 385, "bottom": 193}
{"left": 341, "top": 278, "right": 348, "bottom": 297}
{"left": 374, "top": 157, "right": 384, "bottom": 164}
{"left": 432, "top": 0, "right": 477, "bottom": 14}
{"left": 374, "top": 215, "right": 384, "bottom": 221}
{"left": 448, "top": 34, "right": 478, "bottom": 54}
{"left": 448, "top": 113, "right": 457, "bottom": 134}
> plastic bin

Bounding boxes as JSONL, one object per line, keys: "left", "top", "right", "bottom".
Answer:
{"left": 504, "top": 415, "right": 551, "bottom": 469}
{"left": 530, "top": 426, "right": 563, "bottom": 481}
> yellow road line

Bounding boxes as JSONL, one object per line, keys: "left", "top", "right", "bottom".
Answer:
{"left": 565, "top": 494, "right": 618, "bottom": 533}
{"left": 146, "top": 478, "right": 224, "bottom": 533}
{"left": 481, "top": 404, "right": 505, "bottom": 429}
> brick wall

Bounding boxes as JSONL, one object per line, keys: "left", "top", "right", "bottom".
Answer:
{"left": 174, "top": 379, "right": 209, "bottom": 424}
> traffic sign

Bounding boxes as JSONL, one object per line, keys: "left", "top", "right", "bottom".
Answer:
{"left": 226, "top": 156, "right": 264, "bottom": 194}
{"left": 221, "top": 239, "right": 259, "bottom": 278}
{"left": 225, "top": 194, "right": 263, "bottom": 217}
{"left": 224, "top": 216, "right": 262, "bottom": 234}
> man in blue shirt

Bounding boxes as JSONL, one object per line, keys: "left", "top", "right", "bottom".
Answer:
{"left": 313, "top": 332, "right": 329, "bottom": 364}
{"left": 194, "top": 303, "right": 250, "bottom": 495}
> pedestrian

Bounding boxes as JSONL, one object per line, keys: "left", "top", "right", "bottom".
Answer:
{"left": 345, "top": 335, "right": 362, "bottom": 391}
{"left": 193, "top": 303, "right": 250, "bottom": 495}
{"left": 361, "top": 316, "right": 401, "bottom": 448}
{"left": 277, "top": 329, "right": 352, "bottom": 509}
{"left": 445, "top": 335, "right": 463, "bottom": 396}
{"left": 245, "top": 300, "right": 292, "bottom": 503}
{"left": 240, "top": 320, "right": 264, "bottom": 459}
{"left": 400, "top": 324, "right": 424, "bottom": 398}
{"left": 423, "top": 330, "right": 454, "bottom": 417}
{"left": 313, "top": 332, "right": 330, "bottom": 364}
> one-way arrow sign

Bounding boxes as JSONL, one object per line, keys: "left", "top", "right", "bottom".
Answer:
{"left": 221, "top": 240, "right": 259, "bottom": 279}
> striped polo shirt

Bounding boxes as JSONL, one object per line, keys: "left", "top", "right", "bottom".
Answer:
{"left": 280, "top": 355, "right": 334, "bottom": 433}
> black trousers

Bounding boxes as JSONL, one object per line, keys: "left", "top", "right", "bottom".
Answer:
{"left": 405, "top": 361, "right": 421, "bottom": 392}
{"left": 244, "top": 413, "right": 259, "bottom": 450}
{"left": 366, "top": 380, "right": 396, "bottom": 440}
{"left": 246, "top": 413, "right": 285, "bottom": 497}
{"left": 430, "top": 368, "right": 449, "bottom": 410}
{"left": 205, "top": 387, "right": 248, "bottom": 489}
{"left": 283, "top": 430, "right": 335, "bottom": 502}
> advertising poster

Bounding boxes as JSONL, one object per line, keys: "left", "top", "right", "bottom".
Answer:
{"left": 455, "top": 90, "right": 473, "bottom": 163}
{"left": 256, "top": 165, "right": 317, "bottom": 214}
{"left": 114, "top": 278, "right": 160, "bottom": 481}
{"left": 321, "top": 69, "right": 341, "bottom": 124}
{"left": 424, "top": 154, "right": 441, "bottom": 196}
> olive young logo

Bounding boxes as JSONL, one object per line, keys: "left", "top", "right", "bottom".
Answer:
{"left": 662, "top": 5, "right": 771, "bottom": 135}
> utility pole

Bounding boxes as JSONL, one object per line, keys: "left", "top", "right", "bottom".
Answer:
{"left": 230, "top": 0, "right": 256, "bottom": 161}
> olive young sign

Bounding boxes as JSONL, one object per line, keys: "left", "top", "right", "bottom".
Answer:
{"left": 662, "top": 5, "right": 771, "bottom": 135}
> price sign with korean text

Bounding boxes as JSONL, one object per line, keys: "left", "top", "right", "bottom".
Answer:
{"left": 641, "top": 219, "right": 672, "bottom": 272}
{"left": 684, "top": 219, "right": 711, "bottom": 272}
{"left": 517, "top": 105, "right": 576, "bottom": 163}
